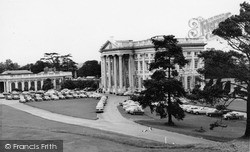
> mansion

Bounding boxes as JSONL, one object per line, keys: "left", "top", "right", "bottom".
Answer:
{"left": 0, "top": 68, "right": 72, "bottom": 93}
{"left": 100, "top": 37, "right": 206, "bottom": 94}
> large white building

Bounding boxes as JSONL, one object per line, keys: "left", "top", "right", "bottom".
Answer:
{"left": 0, "top": 69, "right": 72, "bottom": 93}
{"left": 100, "top": 38, "right": 206, "bottom": 94}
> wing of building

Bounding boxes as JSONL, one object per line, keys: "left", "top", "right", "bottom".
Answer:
{"left": 0, "top": 69, "right": 72, "bottom": 92}
{"left": 100, "top": 38, "right": 206, "bottom": 94}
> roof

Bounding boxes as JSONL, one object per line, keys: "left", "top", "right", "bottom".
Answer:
{"left": 100, "top": 38, "right": 206, "bottom": 53}
{"left": 1, "top": 70, "right": 33, "bottom": 75}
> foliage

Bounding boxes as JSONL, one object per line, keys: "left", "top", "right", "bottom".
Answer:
{"left": 77, "top": 60, "right": 101, "bottom": 77}
{"left": 42, "top": 78, "right": 54, "bottom": 91}
{"left": 138, "top": 35, "right": 187, "bottom": 125}
{"left": 40, "top": 53, "right": 78, "bottom": 74}
{"left": 196, "top": 1, "right": 250, "bottom": 138}
{"left": 61, "top": 79, "right": 99, "bottom": 90}
{"left": 0, "top": 59, "right": 20, "bottom": 73}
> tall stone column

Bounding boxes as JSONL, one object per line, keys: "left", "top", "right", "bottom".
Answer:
{"left": 28, "top": 81, "right": 31, "bottom": 90}
{"left": 103, "top": 56, "right": 107, "bottom": 92}
{"left": 21, "top": 81, "right": 24, "bottom": 91}
{"left": 128, "top": 54, "right": 134, "bottom": 91}
{"left": 34, "top": 81, "right": 37, "bottom": 91}
{"left": 4, "top": 81, "right": 6, "bottom": 92}
{"left": 113, "top": 55, "right": 118, "bottom": 94}
{"left": 184, "top": 76, "right": 188, "bottom": 90}
{"left": 142, "top": 53, "right": 145, "bottom": 80}
{"left": 9, "top": 81, "right": 12, "bottom": 92}
{"left": 107, "top": 56, "right": 111, "bottom": 93}
{"left": 118, "top": 54, "right": 123, "bottom": 93}
{"left": 53, "top": 79, "right": 56, "bottom": 89}
{"left": 15, "top": 82, "right": 18, "bottom": 89}
{"left": 41, "top": 80, "right": 44, "bottom": 89}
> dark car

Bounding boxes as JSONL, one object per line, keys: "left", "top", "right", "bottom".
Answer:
{"left": 206, "top": 109, "right": 231, "bottom": 117}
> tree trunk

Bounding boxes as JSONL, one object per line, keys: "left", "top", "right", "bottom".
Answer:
{"left": 167, "top": 97, "right": 174, "bottom": 125}
{"left": 244, "top": 84, "right": 250, "bottom": 138}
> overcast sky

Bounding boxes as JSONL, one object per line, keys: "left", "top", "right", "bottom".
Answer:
{"left": 0, "top": 0, "right": 246, "bottom": 66}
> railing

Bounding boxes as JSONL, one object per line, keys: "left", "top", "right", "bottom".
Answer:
{"left": 114, "top": 38, "right": 204, "bottom": 49}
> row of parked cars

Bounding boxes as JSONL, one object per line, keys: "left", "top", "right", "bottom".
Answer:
{"left": 1, "top": 89, "right": 102, "bottom": 103}
{"left": 180, "top": 104, "right": 245, "bottom": 120}
{"left": 119, "top": 99, "right": 144, "bottom": 115}
{"left": 96, "top": 96, "right": 108, "bottom": 113}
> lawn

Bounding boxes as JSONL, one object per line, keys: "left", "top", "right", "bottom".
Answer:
{"left": 0, "top": 105, "right": 225, "bottom": 152}
{"left": 118, "top": 106, "right": 246, "bottom": 142}
{"left": 25, "top": 98, "right": 99, "bottom": 120}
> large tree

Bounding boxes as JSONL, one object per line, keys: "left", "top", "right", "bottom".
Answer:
{"left": 77, "top": 60, "right": 101, "bottom": 77}
{"left": 0, "top": 59, "right": 20, "bottom": 73}
{"left": 138, "top": 35, "right": 187, "bottom": 125}
{"left": 201, "top": 2, "right": 250, "bottom": 138}
{"left": 40, "top": 53, "right": 77, "bottom": 75}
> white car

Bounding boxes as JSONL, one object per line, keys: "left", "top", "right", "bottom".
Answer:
{"left": 180, "top": 104, "right": 193, "bottom": 111}
{"left": 79, "top": 93, "right": 87, "bottom": 98}
{"left": 192, "top": 107, "right": 215, "bottom": 115}
{"left": 186, "top": 106, "right": 201, "bottom": 113}
{"left": 122, "top": 100, "right": 135, "bottom": 106}
{"left": 19, "top": 95, "right": 26, "bottom": 103}
{"left": 96, "top": 102, "right": 104, "bottom": 113}
{"left": 223, "top": 112, "right": 244, "bottom": 120}
{"left": 125, "top": 105, "right": 143, "bottom": 113}
{"left": 51, "top": 95, "right": 59, "bottom": 100}
{"left": 123, "top": 102, "right": 140, "bottom": 110}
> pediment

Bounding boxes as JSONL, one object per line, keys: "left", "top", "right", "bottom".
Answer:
{"left": 100, "top": 40, "right": 118, "bottom": 52}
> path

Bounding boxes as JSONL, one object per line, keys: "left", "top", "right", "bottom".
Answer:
{"left": 0, "top": 95, "right": 216, "bottom": 145}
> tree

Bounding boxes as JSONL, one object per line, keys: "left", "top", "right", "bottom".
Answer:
{"left": 42, "top": 78, "right": 54, "bottom": 90}
{"left": 138, "top": 35, "right": 187, "bottom": 125}
{"left": 77, "top": 60, "right": 101, "bottom": 77}
{"left": 210, "top": 2, "right": 250, "bottom": 138}
{"left": 40, "top": 53, "right": 78, "bottom": 75}
{"left": 0, "top": 59, "right": 20, "bottom": 73}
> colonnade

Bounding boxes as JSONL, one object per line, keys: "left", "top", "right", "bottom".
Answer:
{"left": 3, "top": 78, "right": 62, "bottom": 92}
{"left": 101, "top": 54, "right": 135, "bottom": 94}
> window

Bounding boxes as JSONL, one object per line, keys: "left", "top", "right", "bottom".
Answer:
{"left": 194, "top": 59, "right": 198, "bottom": 69}
{"left": 187, "top": 52, "right": 191, "bottom": 56}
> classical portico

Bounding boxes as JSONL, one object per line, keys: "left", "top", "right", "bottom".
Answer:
{"left": 100, "top": 38, "right": 206, "bottom": 94}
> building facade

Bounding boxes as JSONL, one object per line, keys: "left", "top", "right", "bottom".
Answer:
{"left": 100, "top": 38, "right": 206, "bottom": 94}
{"left": 0, "top": 70, "right": 72, "bottom": 93}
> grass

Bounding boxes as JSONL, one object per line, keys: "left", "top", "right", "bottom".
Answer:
{"left": 0, "top": 105, "right": 223, "bottom": 152}
{"left": 25, "top": 98, "right": 99, "bottom": 120}
{"left": 118, "top": 106, "right": 246, "bottom": 142}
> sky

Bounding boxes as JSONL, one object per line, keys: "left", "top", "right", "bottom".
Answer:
{"left": 0, "top": 0, "right": 247, "bottom": 66}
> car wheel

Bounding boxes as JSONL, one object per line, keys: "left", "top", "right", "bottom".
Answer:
{"left": 196, "top": 112, "right": 199, "bottom": 115}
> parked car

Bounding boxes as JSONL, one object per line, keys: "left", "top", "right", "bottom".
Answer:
{"left": 50, "top": 95, "right": 59, "bottom": 100}
{"left": 206, "top": 109, "right": 231, "bottom": 117}
{"left": 19, "top": 95, "right": 26, "bottom": 103}
{"left": 72, "top": 93, "right": 80, "bottom": 98}
{"left": 34, "top": 94, "right": 43, "bottom": 101}
{"left": 96, "top": 102, "right": 104, "bottom": 113}
{"left": 25, "top": 95, "right": 33, "bottom": 102}
{"left": 192, "top": 107, "right": 215, "bottom": 115}
{"left": 65, "top": 94, "right": 73, "bottom": 99}
{"left": 223, "top": 112, "right": 244, "bottom": 120}
{"left": 79, "top": 93, "right": 87, "bottom": 98}
{"left": 186, "top": 106, "right": 201, "bottom": 113}
{"left": 57, "top": 94, "right": 65, "bottom": 99}
{"left": 12, "top": 94, "right": 20, "bottom": 100}
{"left": 0, "top": 93, "right": 5, "bottom": 99}
{"left": 6, "top": 94, "right": 13, "bottom": 100}
{"left": 126, "top": 105, "right": 144, "bottom": 115}
{"left": 43, "top": 95, "right": 51, "bottom": 101}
